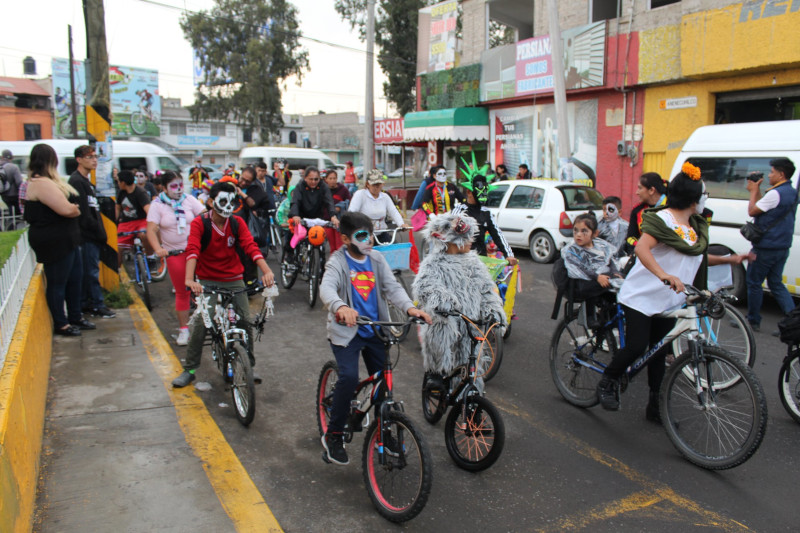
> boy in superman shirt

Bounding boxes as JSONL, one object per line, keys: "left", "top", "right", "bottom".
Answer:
{"left": 319, "top": 212, "right": 431, "bottom": 465}
{"left": 171, "top": 181, "right": 275, "bottom": 388}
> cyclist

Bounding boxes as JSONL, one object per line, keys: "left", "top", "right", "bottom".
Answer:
{"left": 116, "top": 169, "right": 152, "bottom": 264}
{"left": 171, "top": 181, "right": 275, "bottom": 388}
{"left": 349, "top": 169, "right": 408, "bottom": 243}
{"left": 189, "top": 160, "right": 208, "bottom": 197}
{"left": 285, "top": 166, "right": 339, "bottom": 262}
{"left": 271, "top": 158, "right": 290, "bottom": 199}
{"left": 319, "top": 211, "right": 431, "bottom": 465}
{"left": 451, "top": 162, "right": 516, "bottom": 266}
{"left": 596, "top": 163, "right": 709, "bottom": 423}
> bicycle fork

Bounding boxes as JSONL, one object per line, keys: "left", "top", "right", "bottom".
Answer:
{"left": 685, "top": 340, "right": 717, "bottom": 410}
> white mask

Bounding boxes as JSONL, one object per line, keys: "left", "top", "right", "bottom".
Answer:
{"left": 604, "top": 203, "right": 619, "bottom": 221}
{"left": 695, "top": 182, "right": 707, "bottom": 215}
{"left": 434, "top": 170, "right": 447, "bottom": 183}
{"left": 353, "top": 240, "right": 373, "bottom": 255}
{"left": 213, "top": 191, "right": 236, "bottom": 218}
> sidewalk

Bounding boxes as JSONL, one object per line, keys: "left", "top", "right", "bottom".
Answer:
{"left": 34, "top": 295, "right": 282, "bottom": 532}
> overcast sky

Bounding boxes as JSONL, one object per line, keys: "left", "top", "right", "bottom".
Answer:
{"left": 0, "top": 0, "right": 393, "bottom": 117}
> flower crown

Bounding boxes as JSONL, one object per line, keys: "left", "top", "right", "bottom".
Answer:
{"left": 681, "top": 162, "right": 702, "bottom": 181}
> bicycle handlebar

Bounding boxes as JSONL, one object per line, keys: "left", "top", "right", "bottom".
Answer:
{"left": 118, "top": 230, "right": 146, "bottom": 237}
{"left": 201, "top": 284, "right": 267, "bottom": 297}
{"left": 354, "top": 316, "right": 425, "bottom": 344}
{"left": 373, "top": 227, "right": 408, "bottom": 245}
{"left": 662, "top": 281, "right": 727, "bottom": 319}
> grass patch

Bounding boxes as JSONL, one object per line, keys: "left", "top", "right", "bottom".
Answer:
{"left": 0, "top": 229, "right": 26, "bottom": 268}
{"left": 103, "top": 283, "right": 134, "bottom": 308}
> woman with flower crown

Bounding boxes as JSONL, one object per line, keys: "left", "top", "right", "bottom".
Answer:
{"left": 596, "top": 162, "right": 709, "bottom": 423}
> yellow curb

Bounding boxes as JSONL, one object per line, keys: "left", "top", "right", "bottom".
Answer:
{"left": 124, "top": 272, "right": 282, "bottom": 532}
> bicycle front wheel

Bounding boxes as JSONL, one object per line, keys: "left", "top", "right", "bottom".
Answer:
{"left": 481, "top": 326, "right": 504, "bottom": 382}
{"left": 778, "top": 349, "right": 800, "bottom": 424}
{"left": 280, "top": 246, "right": 297, "bottom": 289}
{"left": 308, "top": 247, "right": 320, "bottom": 307}
{"left": 362, "top": 411, "right": 433, "bottom": 523}
{"left": 444, "top": 394, "right": 505, "bottom": 471}
{"left": 421, "top": 372, "right": 447, "bottom": 425}
{"left": 549, "top": 315, "right": 616, "bottom": 408}
{"left": 135, "top": 254, "right": 152, "bottom": 310}
{"left": 130, "top": 111, "right": 147, "bottom": 134}
{"left": 316, "top": 361, "right": 339, "bottom": 437}
{"left": 661, "top": 346, "right": 767, "bottom": 470}
{"left": 229, "top": 343, "right": 256, "bottom": 426}
{"left": 149, "top": 255, "right": 168, "bottom": 282}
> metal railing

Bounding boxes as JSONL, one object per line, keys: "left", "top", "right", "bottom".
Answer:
{"left": 0, "top": 231, "right": 36, "bottom": 366}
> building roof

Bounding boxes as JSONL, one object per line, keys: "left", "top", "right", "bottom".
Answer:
{"left": 0, "top": 77, "right": 50, "bottom": 97}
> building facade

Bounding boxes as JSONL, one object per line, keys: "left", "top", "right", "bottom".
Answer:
{"left": 0, "top": 77, "right": 52, "bottom": 142}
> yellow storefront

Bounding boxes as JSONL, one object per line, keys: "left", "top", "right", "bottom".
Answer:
{"left": 640, "top": 0, "right": 800, "bottom": 178}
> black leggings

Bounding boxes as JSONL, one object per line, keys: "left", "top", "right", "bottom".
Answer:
{"left": 604, "top": 305, "right": 676, "bottom": 393}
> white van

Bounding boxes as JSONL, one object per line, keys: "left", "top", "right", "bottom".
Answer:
{"left": 669, "top": 120, "right": 800, "bottom": 299}
{"left": 239, "top": 146, "right": 337, "bottom": 188}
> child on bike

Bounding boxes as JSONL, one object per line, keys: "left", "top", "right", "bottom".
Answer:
{"left": 412, "top": 212, "right": 506, "bottom": 391}
{"left": 319, "top": 212, "right": 431, "bottom": 465}
{"left": 171, "top": 181, "right": 275, "bottom": 389}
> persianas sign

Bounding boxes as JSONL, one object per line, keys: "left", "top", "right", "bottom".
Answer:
{"left": 374, "top": 118, "right": 404, "bottom": 144}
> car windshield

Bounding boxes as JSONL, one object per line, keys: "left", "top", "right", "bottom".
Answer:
{"left": 559, "top": 186, "right": 603, "bottom": 210}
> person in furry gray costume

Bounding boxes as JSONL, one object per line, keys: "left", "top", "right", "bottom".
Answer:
{"left": 412, "top": 212, "right": 507, "bottom": 377}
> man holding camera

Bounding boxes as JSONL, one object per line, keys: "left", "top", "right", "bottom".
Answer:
{"left": 745, "top": 157, "right": 798, "bottom": 332}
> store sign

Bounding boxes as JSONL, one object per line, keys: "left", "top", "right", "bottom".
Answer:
{"left": 515, "top": 36, "right": 554, "bottom": 95}
{"left": 374, "top": 118, "right": 404, "bottom": 144}
{"left": 659, "top": 96, "right": 698, "bottom": 110}
{"left": 428, "top": 0, "right": 458, "bottom": 71}
{"left": 186, "top": 123, "right": 211, "bottom": 136}
{"left": 427, "top": 141, "right": 439, "bottom": 166}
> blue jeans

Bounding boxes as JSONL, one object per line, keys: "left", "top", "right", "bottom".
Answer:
{"left": 327, "top": 335, "right": 386, "bottom": 434}
{"left": 747, "top": 247, "right": 795, "bottom": 325}
{"left": 43, "top": 248, "right": 83, "bottom": 329}
{"left": 81, "top": 242, "right": 104, "bottom": 308}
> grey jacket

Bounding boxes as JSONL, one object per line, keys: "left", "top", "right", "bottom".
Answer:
{"left": 320, "top": 247, "right": 414, "bottom": 346}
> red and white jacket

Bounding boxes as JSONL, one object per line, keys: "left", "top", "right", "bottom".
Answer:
{"left": 185, "top": 215, "right": 263, "bottom": 281}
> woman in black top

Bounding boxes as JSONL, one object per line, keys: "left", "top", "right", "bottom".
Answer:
{"left": 24, "top": 144, "right": 89, "bottom": 336}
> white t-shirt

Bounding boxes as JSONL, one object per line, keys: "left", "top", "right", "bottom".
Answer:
{"left": 755, "top": 189, "right": 781, "bottom": 212}
{"left": 348, "top": 189, "right": 404, "bottom": 230}
{"left": 618, "top": 210, "right": 703, "bottom": 316}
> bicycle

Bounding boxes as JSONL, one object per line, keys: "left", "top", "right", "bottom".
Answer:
{"left": 373, "top": 227, "right": 414, "bottom": 336}
{"left": 118, "top": 230, "right": 168, "bottom": 310}
{"left": 191, "top": 283, "right": 277, "bottom": 426}
{"left": 421, "top": 310, "right": 506, "bottom": 471}
{"left": 280, "top": 217, "right": 331, "bottom": 307}
{"left": 265, "top": 208, "right": 283, "bottom": 258}
{"left": 550, "top": 284, "right": 767, "bottom": 470}
{"left": 316, "top": 316, "right": 433, "bottom": 523}
{"left": 777, "top": 344, "right": 800, "bottom": 423}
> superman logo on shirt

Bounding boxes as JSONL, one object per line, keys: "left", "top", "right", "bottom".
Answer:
{"left": 351, "top": 271, "right": 376, "bottom": 301}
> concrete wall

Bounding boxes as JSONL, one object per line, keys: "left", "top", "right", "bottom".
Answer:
{"left": 461, "top": 0, "right": 488, "bottom": 66}
{"left": 0, "top": 267, "right": 53, "bottom": 532}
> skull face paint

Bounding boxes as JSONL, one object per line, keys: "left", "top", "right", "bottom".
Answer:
{"left": 213, "top": 191, "right": 236, "bottom": 218}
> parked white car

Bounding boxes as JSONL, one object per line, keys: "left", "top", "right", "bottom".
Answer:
{"left": 484, "top": 179, "right": 604, "bottom": 263}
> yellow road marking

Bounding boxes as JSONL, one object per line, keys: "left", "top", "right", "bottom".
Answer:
{"left": 494, "top": 398, "right": 751, "bottom": 532}
{"left": 126, "top": 273, "right": 282, "bottom": 533}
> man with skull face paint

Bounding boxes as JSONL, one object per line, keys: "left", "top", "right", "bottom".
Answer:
{"left": 171, "top": 182, "right": 275, "bottom": 388}
{"left": 420, "top": 166, "right": 464, "bottom": 217}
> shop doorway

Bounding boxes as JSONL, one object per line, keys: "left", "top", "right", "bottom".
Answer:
{"left": 715, "top": 85, "right": 800, "bottom": 123}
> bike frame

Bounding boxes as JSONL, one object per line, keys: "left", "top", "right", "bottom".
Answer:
{"left": 118, "top": 231, "right": 152, "bottom": 284}
{"left": 439, "top": 313, "right": 498, "bottom": 405}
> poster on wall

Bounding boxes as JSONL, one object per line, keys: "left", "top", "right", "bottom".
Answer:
{"left": 490, "top": 99, "right": 598, "bottom": 186}
{"left": 428, "top": 0, "right": 458, "bottom": 72}
{"left": 52, "top": 58, "right": 161, "bottom": 138}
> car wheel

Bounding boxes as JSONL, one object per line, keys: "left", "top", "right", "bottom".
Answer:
{"left": 529, "top": 231, "right": 557, "bottom": 263}
{"left": 708, "top": 244, "right": 746, "bottom": 303}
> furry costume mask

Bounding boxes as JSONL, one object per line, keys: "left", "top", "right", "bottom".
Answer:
{"left": 423, "top": 212, "right": 478, "bottom": 254}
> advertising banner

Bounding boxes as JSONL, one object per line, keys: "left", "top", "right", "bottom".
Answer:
{"left": 491, "top": 99, "right": 598, "bottom": 186}
{"left": 428, "top": 0, "right": 458, "bottom": 71}
{"left": 374, "top": 118, "right": 404, "bottom": 144}
{"left": 515, "top": 36, "right": 554, "bottom": 96}
{"left": 52, "top": 58, "right": 161, "bottom": 138}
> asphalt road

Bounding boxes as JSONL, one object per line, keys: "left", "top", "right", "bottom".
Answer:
{"left": 144, "top": 250, "right": 798, "bottom": 532}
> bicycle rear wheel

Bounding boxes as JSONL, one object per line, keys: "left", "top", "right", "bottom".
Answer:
{"left": 778, "top": 349, "right": 800, "bottom": 424}
{"left": 149, "top": 255, "right": 168, "bottom": 282}
{"left": 549, "top": 315, "right": 616, "bottom": 408}
{"left": 135, "top": 254, "right": 152, "bottom": 310}
{"left": 308, "top": 247, "right": 320, "bottom": 307}
{"left": 362, "top": 411, "right": 432, "bottom": 523}
{"left": 280, "top": 246, "right": 298, "bottom": 289}
{"left": 421, "top": 371, "right": 447, "bottom": 424}
{"left": 481, "top": 326, "right": 504, "bottom": 382}
{"left": 229, "top": 343, "right": 256, "bottom": 426}
{"left": 444, "top": 394, "right": 505, "bottom": 471}
{"left": 661, "top": 346, "right": 767, "bottom": 470}
{"left": 316, "top": 361, "right": 339, "bottom": 437}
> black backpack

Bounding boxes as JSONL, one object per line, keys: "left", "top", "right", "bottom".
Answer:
{"left": 199, "top": 212, "right": 241, "bottom": 253}
{"left": 778, "top": 306, "right": 800, "bottom": 345}
{"left": 0, "top": 163, "right": 10, "bottom": 195}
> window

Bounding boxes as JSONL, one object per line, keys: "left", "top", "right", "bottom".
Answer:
{"left": 242, "top": 157, "right": 263, "bottom": 167}
{"left": 210, "top": 123, "right": 226, "bottom": 136}
{"left": 23, "top": 123, "right": 41, "bottom": 140}
{"left": 591, "top": 0, "right": 620, "bottom": 22}
{"left": 485, "top": 184, "right": 509, "bottom": 208}
{"left": 506, "top": 185, "right": 545, "bottom": 209}
{"left": 560, "top": 186, "right": 604, "bottom": 210}
{"left": 119, "top": 157, "right": 147, "bottom": 172}
{"left": 289, "top": 131, "right": 297, "bottom": 144}
{"left": 157, "top": 157, "right": 180, "bottom": 171}
{"left": 650, "top": 0, "right": 679, "bottom": 8}
{"left": 286, "top": 158, "right": 319, "bottom": 172}
{"left": 685, "top": 157, "right": 778, "bottom": 201}
{"left": 170, "top": 121, "right": 186, "bottom": 135}
{"left": 243, "top": 128, "right": 253, "bottom": 143}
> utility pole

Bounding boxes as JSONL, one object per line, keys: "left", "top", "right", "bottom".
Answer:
{"left": 364, "top": 0, "right": 375, "bottom": 170}
{"left": 546, "top": 0, "right": 571, "bottom": 178}
{"left": 68, "top": 25, "right": 79, "bottom": 138}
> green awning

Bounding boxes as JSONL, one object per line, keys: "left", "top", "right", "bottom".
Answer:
{"left": 403, "top": 107, "right": 489, "bottom": 141}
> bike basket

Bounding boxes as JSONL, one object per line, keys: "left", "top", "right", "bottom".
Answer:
{"left": 479, "top": 255, "right": 509, "bottom": 280}
{"left": 778, "top": 306, "right": 800, "bottom": 345}
{"left": 374, "top": 242, "right": 412, "bottom": 270}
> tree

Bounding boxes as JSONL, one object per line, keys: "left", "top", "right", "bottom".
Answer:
{"left": 335, "top": 0, "right": 429, "bottom": 116}
{"left": 181, "top": 0, "right": 308, "bottom": 141}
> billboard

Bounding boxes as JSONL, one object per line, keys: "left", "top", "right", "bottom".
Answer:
{"left": 374, "top": 118, "right": 404, "bottom": 144}
{"left": 52, "top": 58, "right": 161, "bottom": 138}
{"left": 428, "top": 0, "right": 458, "bottom": 71}
{"left": 490, "top": 99, "right": 598, "bottom": 186}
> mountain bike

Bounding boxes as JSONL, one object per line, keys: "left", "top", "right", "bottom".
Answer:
{"left": 192, "top": 283, "right": 277, "bottom": 426}
{"left": 550, "top": 284, "right": 767, "bottom": 470}
{"left": 280, "top": 217, "right": 330, "bottom": 307}
{"left": 316, "top": 316, "right": 433, "bottom": 523}
{"left": 118, "top": 230, "right": 168, "bottom": 310}
{"left": 421, "top": 310, "right": 506, "bottom": 471}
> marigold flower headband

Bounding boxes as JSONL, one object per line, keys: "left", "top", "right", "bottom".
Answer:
{"left": 681, "top": 162, "right": 702, "bottom": 181}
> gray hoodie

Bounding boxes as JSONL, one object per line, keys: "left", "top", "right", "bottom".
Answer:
{"left": 320, "top": 247, "right": 415, "bottom": 346}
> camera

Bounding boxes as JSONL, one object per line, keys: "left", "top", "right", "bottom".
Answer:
{"left": 746, "top": 172, "right": 764, "bottom": 182}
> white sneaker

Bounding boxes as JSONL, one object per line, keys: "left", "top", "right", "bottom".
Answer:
{"left": 176, "top": 328, "right": 190, "bottom": 346}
